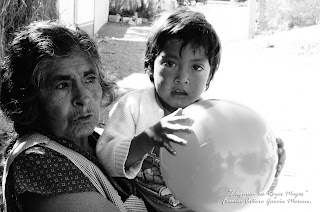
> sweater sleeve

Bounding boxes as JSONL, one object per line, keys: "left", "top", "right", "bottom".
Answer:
{"left": 96, "top": 91, "right": 146, "bottom": 179}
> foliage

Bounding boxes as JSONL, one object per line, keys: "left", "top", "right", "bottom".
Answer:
{"left": 109, "top": 0, "right": 160, "bottom": 20}
{"left": 263, "top": 0, "right": 320, "bottom": 31}
{"left": 136, "top": 0, "right": 155, "bottom": 19}
{"left": 0, "top": 103, "right": 15, "bottom": 210}
{"left": 121, "top": 8, "right": 135, "bottom": 17}
{"left": 0, "top": 1, "right": 57, "bottom": 207}
{"left": 146, "top": 0, "right": 161, "bottom": 19}
{"left": 109, "top": 0, "right": 126, "bottom": 15}
{"left": 0, "top": 110, "right": 14, "bottom": 161}
{"left": 195, "top": 0, "right": 208, "bottom": 4}
{"left": 0, "top": 0, "right": 58, "bottom": 60}
{"left": 121, "top": 0, "right": 139, "bottom": 17}
{"left": 232, "top": 0, "right": 247, "bottom": 2}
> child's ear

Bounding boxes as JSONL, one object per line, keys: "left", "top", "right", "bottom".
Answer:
{"left": 148, "top": 71, "right": 154, "bottom": 83}
{"left": 205, "top": 72, "right": 214, "bottom": 90}
{"left": 145, "top": 65, "right": 154, "bottom": 83}
{"left": 205, "top": 81, "right": 210, "bottom": 90}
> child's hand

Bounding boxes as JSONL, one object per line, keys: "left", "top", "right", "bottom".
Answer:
{"left": 268, "top": 138, "right": 286, "bottom": 192}
{"left": 275, "top": 138, "right": 286, "bottom": 177}
{"left": 148, "top": 108, "right": 193, "bottom": 155}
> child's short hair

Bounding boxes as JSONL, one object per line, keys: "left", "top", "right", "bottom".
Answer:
{"left": 144, "top": 7, "right": 221, "bottom": 89}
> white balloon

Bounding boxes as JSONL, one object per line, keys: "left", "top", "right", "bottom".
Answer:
{"left": 160, "top": 99, "right": 278, "bottom": 212}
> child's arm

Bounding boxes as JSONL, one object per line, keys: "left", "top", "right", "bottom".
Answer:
{"left": 125, "top": 108, "right": 192, "bottom": 169}
{"left": 96, "top": 91, "right": 192, "bottom": 179}
{"left": 96, "top": 97, "right": 142, "bottom": 179}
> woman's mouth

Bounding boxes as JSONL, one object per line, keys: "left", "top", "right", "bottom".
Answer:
{"left": 74, "top": 114, "right": 94, "bottom": 122}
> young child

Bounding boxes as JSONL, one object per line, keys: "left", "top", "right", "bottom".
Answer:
{"left": 97, "top": 7, "right": 285, "bottom": 212}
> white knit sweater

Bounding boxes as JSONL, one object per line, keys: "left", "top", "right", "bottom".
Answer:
{"left": 96, "top": 88, "right": 280, "bottom": 195}
{"left": 96, "top": 87, "right": 165, "bottom": 179}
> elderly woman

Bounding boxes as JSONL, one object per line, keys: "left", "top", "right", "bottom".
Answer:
{"left": 0, "top": 21, "right": 146, "bottom": 212}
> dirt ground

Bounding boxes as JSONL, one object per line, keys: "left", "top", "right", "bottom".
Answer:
{"left": 96, "top": 22, "right": 149, "bottom": 80}
{"left": 95, "top": 22, "right": 152, "bottom": 124}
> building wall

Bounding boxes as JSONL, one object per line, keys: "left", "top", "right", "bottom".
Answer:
{"left": 76, "top": 0, "right": 95, "bottom": 36}
{"left": 94, "top": 0, "right": 109, "bottom": 34}
{"left": 57, "top": 0, "right": 109, "bottom": 37}
{"left": 160, "top": 0, "right": 177, "bottom": 11}
{"left": 57, "top": 0, "right": 75, "bottom": 26}
{"left": 115, "top": 0, "right": 177, "bottom": 13}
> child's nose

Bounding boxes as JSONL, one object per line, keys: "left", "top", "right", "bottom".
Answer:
{"left": 174, "top": 71, "right": 189, "bottom": 84}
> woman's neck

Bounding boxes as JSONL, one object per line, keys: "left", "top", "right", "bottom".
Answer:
{"left": 39, "top": 129, "right": 95, "bottom": 155}
{"left": 75, "top": 136, "right": 95, "bottom": 155}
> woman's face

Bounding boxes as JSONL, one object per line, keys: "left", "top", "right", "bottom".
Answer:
{"left": 39, "top": 55, "right": 102, "bottom": 142}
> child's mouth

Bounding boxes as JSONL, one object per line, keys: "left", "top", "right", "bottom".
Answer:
{"left": 171, "top": 89, "right": 188, "bottom": 97}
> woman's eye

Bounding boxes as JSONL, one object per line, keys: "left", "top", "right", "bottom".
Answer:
{"left": 164, "top": 61, "right": 176, "bottom": 68}
{"left": 193, "top": 65, "right": 204, "bottom": 71}
{"left": 86, "top": 76, "right": 97, "bottom": 83}
{"left": 56, "top": 82, "right": 70, "bottom": 90}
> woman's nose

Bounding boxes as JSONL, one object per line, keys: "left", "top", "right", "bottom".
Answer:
{"left": 72, "top": 84, "right": 90, "bottom": 107}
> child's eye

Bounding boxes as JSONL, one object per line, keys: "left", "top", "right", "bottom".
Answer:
{"left": 192, "top": 65, "right": 204, "bottom": 71}
{"left": 163, "top": 61, "right": 177, "bottom": 68}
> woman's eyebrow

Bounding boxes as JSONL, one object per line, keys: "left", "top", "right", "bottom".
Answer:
{"left": 83, "top": 69, "right": 97, "bottom": 77}
{"left": 49, "top": 74, "right": 72, "bottom": 83}
{"left": 49, "top": 69, "right": 97, "bottom": 83}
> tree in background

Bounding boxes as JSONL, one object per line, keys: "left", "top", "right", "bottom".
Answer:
{"left": 0, "top": 1, "right": 57, "bottom": 208}
{"left": 258, "top": 0, "right": 320, "bottom": 33}
{"left": 0, "top": 0, "right": 58, "bottom": 59}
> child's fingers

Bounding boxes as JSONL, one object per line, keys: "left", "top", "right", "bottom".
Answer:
{"left": 167, "top": 123, "right": 192, "bottom": 132}
{"left": 276, "top": 138, "right": 284, "bottom": 148}
{"left": 163, "top": 142, "right": 176, "bottom": 155}
{"left": 166, "top": 115, "right": 194, "bottom": 128}
{"left": 166, "top": 134, "right": 187, "bottom": 145}
{"left": 275, "top": 165, "right": 283, "bottom": 177}
{"left": 278, "top": 148, "right": 286, "bottom": 164}
{"left": 275, "top": 143, "right": 286, "bottom": 177}
{"left": 168, "top": 114, "right": 190, "bottom": 120}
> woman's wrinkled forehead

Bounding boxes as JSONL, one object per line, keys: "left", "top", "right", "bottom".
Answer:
{"left": 37, "top": 53, "right": 97, "bottom": 86}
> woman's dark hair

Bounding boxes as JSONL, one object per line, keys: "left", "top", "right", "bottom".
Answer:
{"left": 144, "top": 7, "right": 221, "bottom": 90}
{"left": 0, "top": 21, "right": 116, "bottom": 137}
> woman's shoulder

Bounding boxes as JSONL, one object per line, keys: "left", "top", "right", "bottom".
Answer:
{"left": 10, "top": 144, "right": 95, "bottom": 195}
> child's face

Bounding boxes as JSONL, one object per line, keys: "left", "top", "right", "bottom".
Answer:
{"left": 153, "top": 39, "right": 211, "bottom": 109}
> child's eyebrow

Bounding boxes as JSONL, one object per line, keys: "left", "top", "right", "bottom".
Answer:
{"left": 191, "top": 58, "right": 207, "bottom": 63}
{"left": 161, "top": 53, "right": 179, "bottom": 60}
